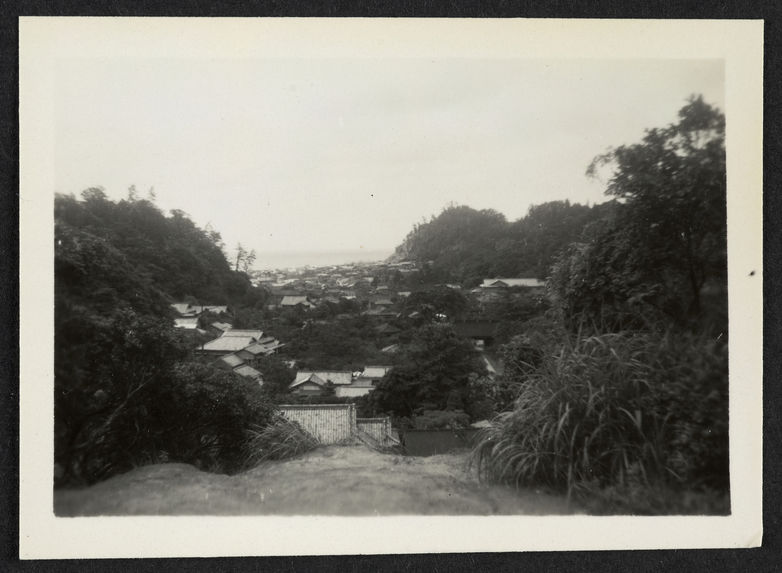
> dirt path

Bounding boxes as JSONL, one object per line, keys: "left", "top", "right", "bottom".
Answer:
{"left": 54, "top": 445, "right": 580, "bottom": 516}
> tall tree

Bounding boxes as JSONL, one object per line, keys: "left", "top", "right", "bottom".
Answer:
{"left": 551, "top": 95, "right": 726, "bottom": 330}
{"left": 369, "top": 324, "right": 487, "bottom": 419}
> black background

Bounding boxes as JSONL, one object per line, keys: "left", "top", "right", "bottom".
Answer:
{"left": 1, "top": 1, "right": 779, "bottom": 571}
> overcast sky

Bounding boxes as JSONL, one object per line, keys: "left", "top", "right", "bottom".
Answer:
{"left": 54, "top": 58, "right": 724, "bottom": 261}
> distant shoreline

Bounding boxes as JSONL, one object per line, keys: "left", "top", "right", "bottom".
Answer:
{"left": 252, "top": 249, "right": 394, "bottom": 271}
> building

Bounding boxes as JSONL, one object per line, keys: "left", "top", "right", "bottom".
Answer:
{"left": 289, "top": 370, "right": 353, "bottom": 396}
{"left": 333, "top": 365, "right": 392, "bottom": 398}
{"left": 480, "top": 278, "right": 545, "bottom": 290}
{"left": 280, "top": 295, "right": 315, "bottom": 309}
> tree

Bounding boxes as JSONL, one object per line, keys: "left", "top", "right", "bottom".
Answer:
{"left": 235, "top": 243, "right": 247, "bottom": 272}
{"left": 551, "top": 96, "right": 726, "bottom": 331}
{"left": 369, "top": 324, "right": 487, "bottom": 419}
{"left": 403, "top": 286, "right": 470, "bottom": 321}
{"left": 255, "top": 356, "right": 296, "bottom": 399}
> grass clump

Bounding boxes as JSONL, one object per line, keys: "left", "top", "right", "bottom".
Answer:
{"left": 242, "top": 414, "right": 321, "bottom": 468}
{"left": 472, "top": 328, "right": 728, "bottom": 514}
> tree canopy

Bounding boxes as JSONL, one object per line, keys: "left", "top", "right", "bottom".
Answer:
{"left": 367, "top": 324, "right": 488, "bottom": 419}
{"left": 549, "top": 96, "right": 727, "bottom": 332}
{"left": 392, "top": 201, "right": 608, "bottom": 285}
{"left": 54, "top": 190, "right": 273, "bottom": 484}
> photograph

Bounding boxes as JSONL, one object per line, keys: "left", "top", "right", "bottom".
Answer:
{"left": 18, "top": 17, "right": 763, "bottom": 558}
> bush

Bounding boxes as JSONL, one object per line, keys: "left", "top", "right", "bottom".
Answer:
{"left": 472, "top": 329, "right": 728, "bottom": 511}
{"left": 242, "top": 414, "right": 320, "bottom": 467}
{"left": 153, "top": 363, "right": 276, "bottom": 474}
{"left": 62, "top": 360, "right": 277, "bottom": 484}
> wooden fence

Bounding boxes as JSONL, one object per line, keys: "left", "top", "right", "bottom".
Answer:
{"left": 278, "top": 404, "right": 357, "bottom": 444}
{"left": 356, "top": 417, "right": 395, "bottom": 445}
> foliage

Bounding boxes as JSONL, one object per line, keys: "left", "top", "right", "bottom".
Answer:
{"left": 471, "top": 329, "right": 729, "bottom": 510}
{"left": 155, "top": 363, "right": 275, "bottom": 474}
{"left": 279, "top": 315, "right": 385, "bottom": 370}
{"left": 368, "top": 324, "right": 488, "bottom": 419}
{"left": 254, "top": 355, "right": 297, "bottom": 400}
{"left": 242, "top": 414, "right": 320, "bottom": 467}
{"left": 57, "top": 312, "right": 276, "bottom": 483}
{"left": 55, "top": 190, "right": 266, "bottom": 306}
{"left": 550, "top": 96, "right": 727, "bottom": 332}
{"left": 54, "top": 190, "right": 274, "bottom": 484}
{"left": 402, "top": 286, "right": 471, "bottom": 321}
{"left": 393, "top": 201, "right": 607, "bottom": 285}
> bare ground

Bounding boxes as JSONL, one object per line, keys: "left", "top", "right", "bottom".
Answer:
{"left": 54, "top": 445, "right": 580, "bottom": 516}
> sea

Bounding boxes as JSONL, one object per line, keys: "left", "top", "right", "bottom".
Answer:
{"left": 252, "top": 249, "right": 393, "bottom": 271}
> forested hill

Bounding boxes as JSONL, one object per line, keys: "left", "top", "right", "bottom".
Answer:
{"left": 55, "top": 188, "right": 266, "bottom": 316}
{"left": 392, "top": 200, "right": 615, "bottom": 286}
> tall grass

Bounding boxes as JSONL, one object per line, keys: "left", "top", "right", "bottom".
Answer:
{"left": 472, "top": 329, "right": 728, "bottom": 512}
{"left": 242, "top": 414, "right": 321, "bottom": 469}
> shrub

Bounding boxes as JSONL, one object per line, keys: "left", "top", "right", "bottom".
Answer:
{"left": 242, "top": 414, "right": 320, "bottom": 467}
{"left": 472, "top": 329, "right": 728, "bottom": 509}
{"left": 63, "top": 360, "right": 277, "bottom": 484}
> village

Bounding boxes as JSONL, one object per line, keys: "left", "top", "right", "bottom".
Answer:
{"left": 169, "top": 258, "right": 547, "bottom": 449}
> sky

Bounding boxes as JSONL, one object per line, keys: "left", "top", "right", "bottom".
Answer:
{"left": 54, "top": 58, "right": 724, "bottom": 264}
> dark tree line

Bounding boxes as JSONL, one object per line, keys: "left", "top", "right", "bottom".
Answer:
{"left": 392, "top": 200, "right": 611, "bottom": 286}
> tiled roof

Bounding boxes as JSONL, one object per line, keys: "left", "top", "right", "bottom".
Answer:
{"left": 202, "top": 336, "right": 257, "bottom": 353}
{"left": 221, "top": 329, "right": 263, "bottom": 339}
{"left": 281, "top": 296, "right": 312, "bottom": 307}
{"left": 219, "top": 353, "right": 244, "bottom": 368}
{"left": 290, "top": 372, "right": 327, "bottom": 389}
{"left": 211, "top": 321, "right": 233, "bottom": 332}
{"left": 171, "top": 303, "right": 192, "bottom": 315}
{"left": 293, "top": 370, "right": 353, "bottom": 387}
{"left": 234, "top": 365, "right": 263, "bottom": 381}
{"left": 481, "top": 278, "right": 545, "bottom": 288}
{"left": 362, "top": 366, "right": 392, "bottom": 379}
{"left": 174, "top": 317, "right": 199, "bottom": 329}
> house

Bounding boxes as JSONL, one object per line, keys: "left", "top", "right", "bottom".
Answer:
{"left": 217, "top": 353, "right": 245, "bottom": 370}
{"left": 174, "top": 317, "right": 200, "bottom": 330}
{"left": 236, "top": 339, "right": 285, "bottom": 361}
{"left": 221, "top": 328, "right": 264, "bottom": 339}
{"left": 381, "top": 343, "right": 400, "bottom": 354}
{"left": 289, "top": 373, "right": 329, "bottom": 395}
{"left": 233, "top": 364, "right": 264, "bottom": 383}
{"left": 280, "top": 295, "right": 315, "bottom": 309}
{"left": 171, "top": 303, "right": 229, "bottom": 317}
{"left": 289, "top": 370, "right": 353, "bottom": 396}
{"left": 171, "top": 303, "right": 196, "bottom": 316}
{"left": 333, "top": 366, "right": 392, "bottom": 398}
{"left": 480, "top": 278, "right": 546, "bottom": 290}
{"left": 201, "top": 336, "right": 259, "bottom": 354}
{"left": 362, "top": 365, "right": 392, "bottom": 380}
{"left": 213, "top": 353, "right": 263, "bottom": 385}
{"left": 334, "top": 377, "right": 375, "bottom": 398}
{"left": 200, "top": 329, "right": 264, "bottom": 355}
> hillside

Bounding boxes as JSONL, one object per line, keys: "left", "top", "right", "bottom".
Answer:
{"left": 392, "top": 200, "right": 614, "bottom": 285}
{"left": 54, "top": 189, "right": 272, "bottom": 486}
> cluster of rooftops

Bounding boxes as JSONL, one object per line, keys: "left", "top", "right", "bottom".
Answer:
{"left": 170, "top": 302, "right": 391, "bottom": 394}
{"left": 290, "top": 366, "right": 393, "bottom": 398}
